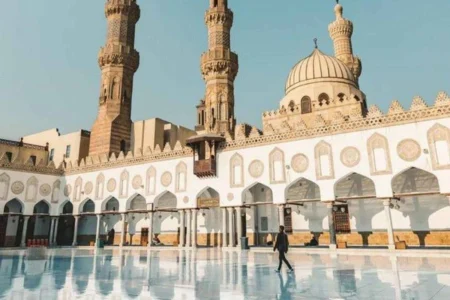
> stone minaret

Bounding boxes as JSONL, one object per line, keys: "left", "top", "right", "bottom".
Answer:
{"left": 328, "top": 0, "right": 362, "bottom": 82}
{"left": 89, "top": 0, "right": 140, "bottom": 156}
{"left": 199, "top": 0, "right": 239, "bottom": 136}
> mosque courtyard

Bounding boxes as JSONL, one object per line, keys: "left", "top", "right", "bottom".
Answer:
{"left": 0, "top": 247, "right": 450, "bottom": 299}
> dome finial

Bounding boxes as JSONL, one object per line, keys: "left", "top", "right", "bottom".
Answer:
{"left": 314, "top": 38, "right": 318, "bottom": 49}
{"left": 334, "top": 0, "right": 343, "bottom": 19}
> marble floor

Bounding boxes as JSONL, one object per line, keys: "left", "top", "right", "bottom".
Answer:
{"left": 0, "top": 248, "right": 450, "bottom": 299}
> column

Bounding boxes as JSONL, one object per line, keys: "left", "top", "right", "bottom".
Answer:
{"left": 20, "top": 216, "right": 30, "bottom": 247}
{"left": 186, "top": 210, "right": 192, "bottom": 247}
{"left": 228, "top": 207, "right": 235, "bottom": 247}
{"left": 49, "top": 217, "right": 55, "bottom": 246}
{"left": 383, "top": 199, "right": 396, "bottom": 250}
{"left": 222, "top": 208, "right": 227, "bottom": 247}
{"left": 120, "top": 213, "right": 126, "bottom": 247}
{"left": 148, "top": 212, "right": 153, "bottom": 248}
{"left": 179, "top": 210, "right": 185, "bottom": 247}
{"left": 236, "top": 207, "right": 242, "bottom": 248}
{"left": 95, "top": 214, "right": 101, "bottom": 246}
{"left": 278, "top": 205, "right": 285, "bottom": 227}
{"left": 327, "top": 202, "right": 337, "bottom": 250}
{"left": 53, "top": 217, "right": 59, "bottom": 246}
{"left": 73, "top": 216, "right": 80, "bottom": 246}
{"left": 192, "top": 209, "right": 197, "bottom": 248}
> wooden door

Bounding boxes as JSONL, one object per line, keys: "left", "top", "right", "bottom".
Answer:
{"left": 0, "top": 216, "right": 8, "bottom": 247}
{"left": 141, "top": 228, "right": 149, "bottom": 246}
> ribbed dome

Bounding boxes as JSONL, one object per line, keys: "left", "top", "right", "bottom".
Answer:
{"left": 285, "top": 48, "right": 356, "bottom": 94}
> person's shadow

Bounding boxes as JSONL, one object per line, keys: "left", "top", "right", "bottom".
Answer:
{"left": 277, "top": 273, "right": 296, "bottom": 300}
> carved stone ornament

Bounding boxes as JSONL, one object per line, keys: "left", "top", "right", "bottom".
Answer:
{"left": 64, "top": 184, "right": 72, "bottom": 197}
{"left": 39, "top": 184, "right": 52, "bottom": 197}
{"left": 227, "top": 193, "right": 234, "bottom": 201}
{"left": 107, "top": 178, "right": 117, "bottom": 192}
{"left": 397, "top": 139, "right": 421, "bottom": 162}
{"left": 183, "top": 196, "right": 189, "bottom": 204}
{"left": 248, "top": 160, "right": 264, "bottom": 178}
{"left": 161, "top": 172, "right": 172, "bottom": 187}
{"left": 340, "top": 147, "right": 361, "bottom": 167}
{"left": 84, "top": 182, "right": 93, "bottom": 195}
{"left": 11, "top": 181, "right": 24, "bottom": 195}
{"left": 291, "top": 154, "right": 309, "bottom": 173}
{"left": 132, "top": 175, "right": 143, "bottom": 190}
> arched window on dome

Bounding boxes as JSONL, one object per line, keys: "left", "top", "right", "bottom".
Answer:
{"left": 288, "top": 101, "right": 295, "bottom": 113}
{"left": 354, "top": 95, "right": 361, "bottom": 102}
{"left": 318, "top": 93, "right": 330, "bottom": 106}
{"left": 338, "top": 93, "right": 345, "bottom": 102}
{"left": 301, "top": 97, "right": 312, "bottom": 114}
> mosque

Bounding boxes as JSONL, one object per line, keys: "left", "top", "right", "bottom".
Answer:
{"left": 1, "top": 0, "right": 450, "bottom": 250}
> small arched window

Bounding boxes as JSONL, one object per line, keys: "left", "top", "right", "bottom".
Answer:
{"left": 301, "top": 97, "right": 312, "bottom": 114}
{"left": 354, "top": 95, "right": 361, "bottom": 102}
{"left": 120, "top": 140, "right": 127, "bottom": 153}
{"left": 338, "top": 93, "right": 345, "bottom": 102}
{"left": 318, "top": 93, "right": 330, "bottom": 106}
{"left": 288, "top": 101, "right": 295, "bottom": 112}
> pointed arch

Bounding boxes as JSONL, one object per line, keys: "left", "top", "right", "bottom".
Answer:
{"left": 269, "top": 147, "right": 286, "bottom": 184}
{"left": 51, "top": 180, "right": 61, "bottom": 203}
{"left": 119, "top": 169, "right": 129, "bottom": 198}
{"left": 4, "top": 198, "right": 24, "bottom": 214}
{"left": 301, "top": 96, "right": 312, "bottom": 114}
{"left": 59, "top": 200, "right": 73, "bottom": 214}
{"left": 154, "top": 191, "right": 177, "bottom": 210}
{"left": 427, "top": 123, "right": 450, "bottom": 170}
{"left": 334, "top": 172, "right": 376, "bottom": 199}
{"left": 285, "top": 177, "right": 320, "bottom": 201}
{"left": 0, "top": 172, "right": 10, "bottom": 200}
{"left": 79, "top": 198, "right": 95, "bottom": 214}
{"left": 315, "top": 141, "right": 335, "bottom": 180}
{"left": 175, "top": 162, "right": 187, "bottom": 192}
{"left": 391, "top": 167, "right": 440, "bottom": 195}
{"left": 230, "top": 153, "right": 244, "bottom": 187}
{"left": 74, "top": 177, "right": 83, "bottom": 202}
{"left": 34, "top": 200, "right": 50, "bottom": 214}
{"left": 95, "top": 173, "right": 105, "bottom": 200}
{"left": 146, "top": 166, "right": 156, "bottom": 196}
{"left": 126, "top": 193, "right": 147, "bottom": 211}
{"left": 367, "top": 133, "right": 392, "bottom": 175}
{"left": 197, "top": 187, "right": 220, "bottom": 200}
{"left": 242, "top": 182, "right": 273, "bottom": 204}
{"left": 102, "top": 196, "right": 120, "bottom": 212}
{"left": 25, "top": 176, "right": 38, "bottom": 202}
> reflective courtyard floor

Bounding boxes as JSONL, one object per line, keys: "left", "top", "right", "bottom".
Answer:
{"left": 1, "top": 248, "right": 450, "bottom": 299}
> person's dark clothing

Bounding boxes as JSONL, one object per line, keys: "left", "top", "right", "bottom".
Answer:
{"left": 274, "top": 232, "right": 289, "bottom": 252}
{"left": 274, "top": 232, "right": 292, "bottom": 271}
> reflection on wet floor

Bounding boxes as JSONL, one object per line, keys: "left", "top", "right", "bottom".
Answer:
{"left": 0, "top": 248, "right": 450, "bottom": 299}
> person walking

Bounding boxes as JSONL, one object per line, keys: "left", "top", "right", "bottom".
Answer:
{"left": 273, "top": 225, "right": 294, "bottom": 273}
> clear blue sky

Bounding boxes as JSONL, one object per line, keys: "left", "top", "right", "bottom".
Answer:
{"left": 1, "top": 0, "right": 449, "bottom": 140}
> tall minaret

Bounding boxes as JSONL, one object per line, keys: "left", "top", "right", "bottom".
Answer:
{"left": 89, "top": 0, "right": 140, "bottom": 156}
{"left": 328, "top": 0, "right": 362, "bottom": 82}
{"left": 199, "top": 0, "right": 239, "bottom": 136}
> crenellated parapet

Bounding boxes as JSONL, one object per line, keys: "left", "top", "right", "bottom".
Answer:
{"left": 98, "top": 45, "right": 140, "bottom": 72}
{"left": 200, "top": 49, "right": 238, "bottom": 81}
{"left": 239, "top": 92, "right": 450, "bottom": 150}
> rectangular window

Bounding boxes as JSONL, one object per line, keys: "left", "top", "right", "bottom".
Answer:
{"left": 273, "top": 161, "right": 284, "bottom": 181}
{"left": 320, "top": 155, "right": 330, "bottom": 177}
{"left": 233, "top": 165, "right": 242, "bottom": 185}
{"left": 374, "top": 148, "right": 387, "bottom": 171}
{"left": 30, "top": 155, "right": 37, "bottom": 166}
{"left": 49, "top": 149, "right": 55, "bottom": 161}
{"left": 5, "top": 152, "right": 12, "bottom": 162}
{"left": 260, "top": 216, "right": 269, "bottom": 232}
{"left": 65, "top": 145, "right": 71, "bottom": 158}
{"left": 436, "top": 141, "right": 450, "bottom": 166}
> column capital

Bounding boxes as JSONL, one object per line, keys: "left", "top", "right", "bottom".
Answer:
{"left": 379, "top": 198, "right": 391, "bottom": 206}
{"left": 325, "top": 201, "right": 335, "bottom": 209}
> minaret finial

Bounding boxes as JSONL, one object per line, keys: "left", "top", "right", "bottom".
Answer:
{"left": 314, "top": 38, "right": 318, "bottom": 49}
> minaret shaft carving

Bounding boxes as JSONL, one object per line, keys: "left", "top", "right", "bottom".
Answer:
{"left": 199, "top": 0, "right": 238, "bottom": 136}
{"left": 328, "top": 2, "right": 362, "bottom": 82}
{"left": 90, "top": 0, "right": 140, "bottom": 157}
